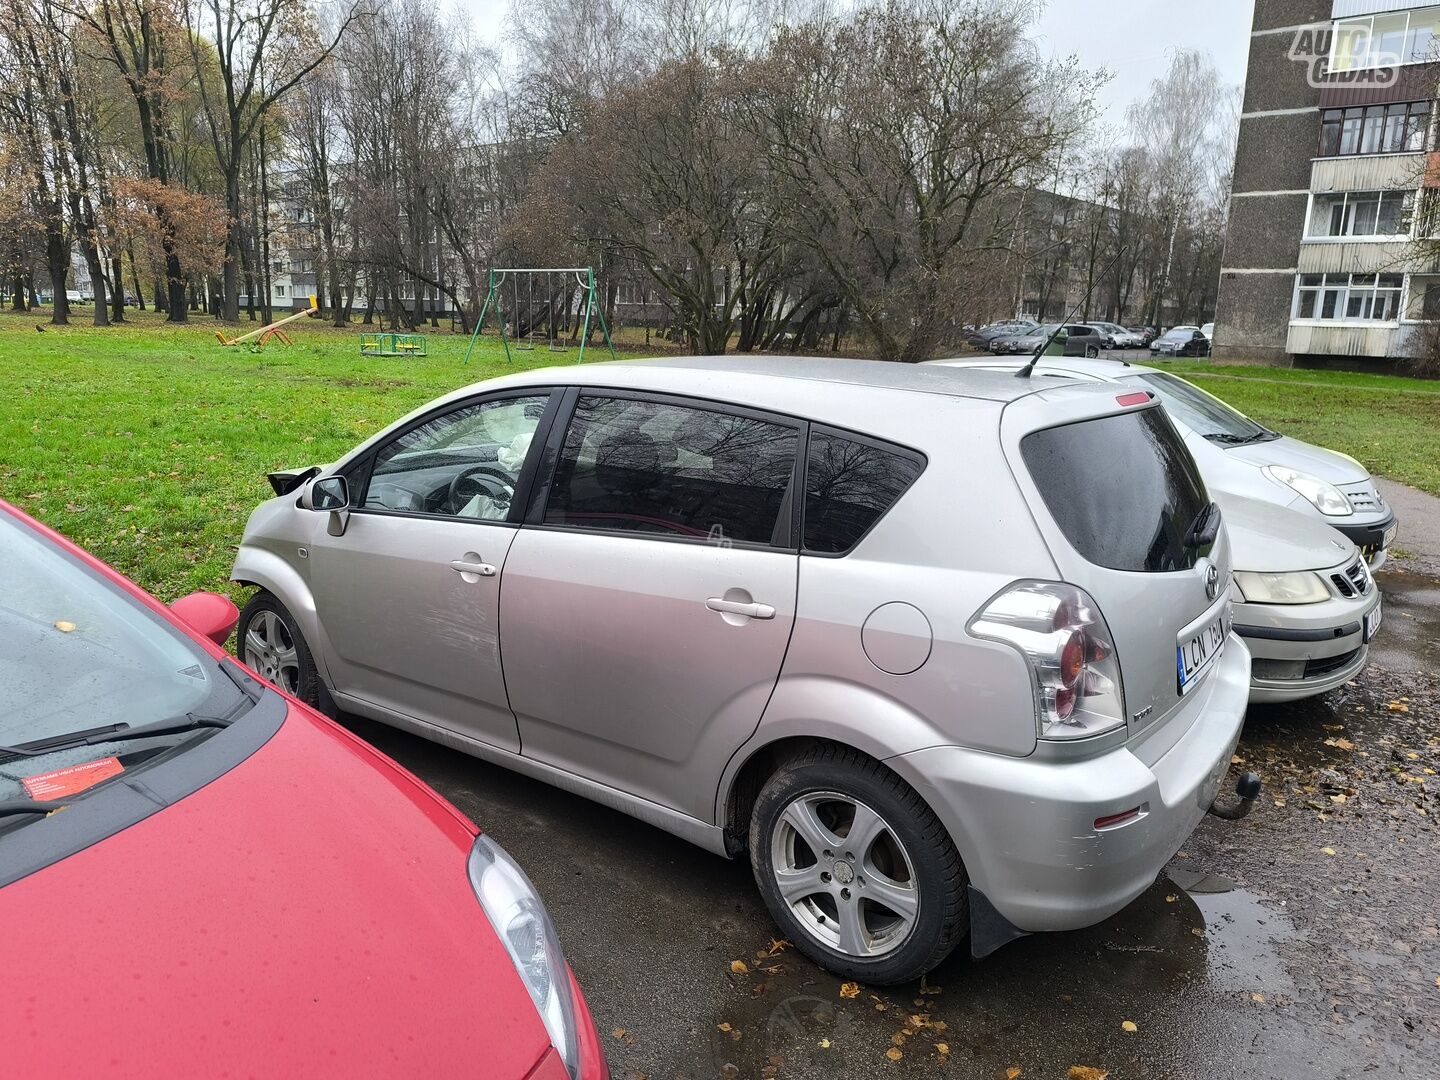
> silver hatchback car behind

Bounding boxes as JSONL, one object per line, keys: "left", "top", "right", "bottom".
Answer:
{"left": 232, "top": 357, "right": 1254, "bottom": 983}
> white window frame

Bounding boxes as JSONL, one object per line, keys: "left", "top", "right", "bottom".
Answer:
{"left": 1291, "top": 272, "right": 1405, "bottom": 323}
{"left": 1302, "top": 189, "right": 1416, "bottom": 241}
{"left": 1330, "top": 7, "right": 1440, "bottom": 72}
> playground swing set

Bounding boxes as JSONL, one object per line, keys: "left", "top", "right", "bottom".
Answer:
{"left": 462, "top": 267, "right": 617, "bottom": 365}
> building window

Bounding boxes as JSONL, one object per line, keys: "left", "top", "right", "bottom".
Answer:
{"left": 1331, "top": 7, "right": 1439, "bottom": 71}
{"left": 1306, "top": 190, "right": 1414, "bottom": 238}
{"left": 275, "top": 284, "right": 287, "bottom": 297}
{"left": 1294, "top": 273, "right": 1403, "bottom": 320}
{"left": 1318, "top": 102, "right": 1429, "bottom": 156}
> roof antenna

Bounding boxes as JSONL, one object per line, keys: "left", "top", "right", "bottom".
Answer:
{"left": 1016, "top": 245, "right": 1129, "bottom": 378}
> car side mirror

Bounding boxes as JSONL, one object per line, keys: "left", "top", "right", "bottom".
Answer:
{"left": 170, "top": 592, "right": 240, "bottom": 647}
{"left": 308, "top": 476, "right": 350, "bottom": 536}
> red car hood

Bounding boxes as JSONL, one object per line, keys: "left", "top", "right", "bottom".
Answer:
{"left": 0, "top": 706, "right": 553, "bottom": 1078}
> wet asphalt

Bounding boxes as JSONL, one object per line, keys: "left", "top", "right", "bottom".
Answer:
{"left": 340, "top": 558, "right": 1440, "bottom": 1080}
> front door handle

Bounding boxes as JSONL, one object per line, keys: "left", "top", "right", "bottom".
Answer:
{"left": 706, "top": 597, "right": 775, "bottom": 620}
{"left": 450, "top": 559, "right": 497, "bottom": 577}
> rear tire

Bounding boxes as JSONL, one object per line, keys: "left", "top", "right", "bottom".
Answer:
{"left": 1084, "top": 345, "right": 1100, "bottom": 358}
{"left": 749, "top": 746, "right": 968, "bottom": 985}
{"left": 236, "top": 591, "right": 334, "bottom": 715}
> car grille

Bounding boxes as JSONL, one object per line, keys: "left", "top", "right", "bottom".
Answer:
{"left": 1305, "top": 648, "right": 1363, "bottom": 678}
{"left": 1338, "top": 480, "right": 1383, "bottom": 513}
{"left": 1330, "top": 558, "right": 1371, "bottom": 598}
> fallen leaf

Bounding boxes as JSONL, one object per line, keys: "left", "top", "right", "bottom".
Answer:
{"left": 611, "top": 1028, "right": 626, "bottom": 1040}
{"left": 1121, "top": 1020, "right": 1138, "bottom": 1033}
{"left": 1388, "top": 702, "right": 1410, "bottom": 713}
{"left": 1325, "top": 737, "right": 1356, "bottom": 751}
{"left": 53, "top": 620, "right": 76, "bottom": 633}
{"left": 1251, "top": 992, "right": 1266, "bottom": 1003}
{"left": 1231, "top": 754, "right": 1245, "bottom": 764}
{"left": 891, "top": 1032, "right": 908, "bottom": 1045}
{"left": 818, "top": 1038, "right": 832, "bottom": 1049}
{"left": 1067, "top": 1068, "right": 1109, "bottom": 1080}
{"left": 1330, "top": 794, "right": 1348, "bottom": 805}
{"left": 1322, "top": 846, "right": 1337, "bottom": 856}
{"left": 716, "top": 1023, "right": 732, "bottom": 1032}
{"left": 935, "top": 1041, "right": 951, "bottom": 1056}
{"left": 885, "top": 1047, "right": 903, "bottom": 1062}
{"left": 1165, "top": 894, "right": 1177, "bottom": 903}
{"left": 1191, "top": 927, "right": 1205, "bottom": 937}
{"left": 730, "top": 960, "right": 750, "bottom": 975}
{"left": 840, "top": 982, "right": 861, "bottom": 999}
{"left": 908, "top": 1014, "right": 929, "bottom": 1028}
{"left": 1005, "top": 1069, "right": 1021, "bottom": 1079}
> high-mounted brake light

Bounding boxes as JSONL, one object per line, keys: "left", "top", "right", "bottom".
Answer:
{"left": 969, "top": 581, "right": 1127, "bottom": 742}
{"left": 1115, "top": 391, "right": 1151, "bottom": 407}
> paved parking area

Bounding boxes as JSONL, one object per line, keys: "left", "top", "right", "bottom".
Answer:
{"left": 340, "top": 562, "right": 1439, "bottom": 1080}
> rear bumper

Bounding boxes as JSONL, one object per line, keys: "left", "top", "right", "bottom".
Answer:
{"left": 891, "top": 635, "right": 1251, "bottom": 935}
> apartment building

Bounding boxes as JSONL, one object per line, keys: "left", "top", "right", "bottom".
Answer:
{"left": 1217, "top": 0, "right": 1440, "bottom": 364}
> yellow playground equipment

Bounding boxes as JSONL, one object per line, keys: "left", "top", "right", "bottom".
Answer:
{"left": 359, "top": 332, "right": 428, "bottom": 357}
{"left": 215, "top": 296, "right": 319, "bottom": 350}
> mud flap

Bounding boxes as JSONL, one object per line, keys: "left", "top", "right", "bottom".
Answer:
{"left": 969, "top": 885, "right": 1031, "bottom": 959}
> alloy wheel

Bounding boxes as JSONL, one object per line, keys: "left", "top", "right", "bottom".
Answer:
{"left": 242, "top": 609, "right": 301, "bottom": 695}
{"left": 769, "top": 791, "right": 919, "bottom": 958}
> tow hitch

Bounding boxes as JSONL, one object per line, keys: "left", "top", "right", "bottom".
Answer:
{"left": 1208, "top": 771, "right": 1262, "bottom": 820}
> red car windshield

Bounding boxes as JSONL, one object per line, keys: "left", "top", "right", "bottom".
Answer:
{"left": 0, "top": 516, "right": 216, "bottom": 754}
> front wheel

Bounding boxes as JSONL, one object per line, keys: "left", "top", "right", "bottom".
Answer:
{"left": 749, "top": 747, "right": 969, "bottom": 984}
{"left": 237, "top": 591, "right": 332, "bottom": 713}
{"left": 1084, "top": 344, "right": 1101, "bottom": 358}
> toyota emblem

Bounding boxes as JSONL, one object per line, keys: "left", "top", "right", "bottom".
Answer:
{"left": 1205, "top": 564, "right": 1220, "bottom": 601}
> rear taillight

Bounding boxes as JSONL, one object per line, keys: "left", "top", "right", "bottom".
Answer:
{"left": 969, "top": 581, "right": 1126, "bottom": 741}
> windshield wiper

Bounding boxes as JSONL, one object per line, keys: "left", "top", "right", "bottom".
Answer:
{"left": 0, "top": 798, "right": 62, "bottom": 821}
{"left": 1206, "top": 430, "right": 1276, "bottom": 447}
{"left": 1184, "top": 501, "right": 1222, "bottom": 550}
{"left": 0, "top": 713, "right": 232, "bottom": 762}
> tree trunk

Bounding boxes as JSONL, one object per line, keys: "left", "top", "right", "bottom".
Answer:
{"left": 110, "top": 257, "right": 125, "bottom": 322}
{"left": 46, "top": 237, "right": 69, "bottom": 325}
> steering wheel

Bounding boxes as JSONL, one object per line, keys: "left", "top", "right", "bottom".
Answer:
{"left": 447, "top": 465, "right": 516, "bottom": 516}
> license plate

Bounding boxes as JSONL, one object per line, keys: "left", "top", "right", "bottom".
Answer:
{"left": 1177, "top": 611, "right": 1227, "bottom": 694}
{"left": 1364, "top": 600, "right": 1382, "bottom": 643}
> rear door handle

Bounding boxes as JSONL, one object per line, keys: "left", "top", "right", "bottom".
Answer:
{"left": 450, "top": 559, "right": 497, "bottom": 577}
{"left": 706, "top": 597, "right": 775, "bottom": 620}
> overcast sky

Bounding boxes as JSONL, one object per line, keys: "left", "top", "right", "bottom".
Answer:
{"left": 444, "top": 0, "right": 1256, "bottom": 129}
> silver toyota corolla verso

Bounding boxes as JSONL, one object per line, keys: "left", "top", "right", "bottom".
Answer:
{"left": 232, "top": 357, "right": 1255, "bottom": 983}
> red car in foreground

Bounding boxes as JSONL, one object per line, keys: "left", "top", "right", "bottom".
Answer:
{"left": 0, "top": 501, "right": 607, "bottom": 1079}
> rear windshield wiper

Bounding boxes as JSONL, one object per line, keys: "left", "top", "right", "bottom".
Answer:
{"left": 1184, "top": 501, "right": 1222, "bottom": 550}
{"left": 0, "top": 713, "right": 232, "bottom": 762}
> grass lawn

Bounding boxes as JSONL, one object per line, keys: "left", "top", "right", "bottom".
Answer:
{"left": 2, "top": 308, "right": 1437, "bottom": 602}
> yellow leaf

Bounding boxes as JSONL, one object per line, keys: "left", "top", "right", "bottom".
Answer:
{"left": 885, "top": 1047, "right": 903, "bottom": 1062}
{"left": 730, "top": 960, "right": 750, "bottom": 975}
{"left": 1121, "top": 1020, "right": 1138, "bottom": 1033}
{"left": 1191, "top": 927, "right": 1205, "bottom": 937}
{"left": 840, "top": 982, "right": 861, "bottom": 999}
{"left": 611, "top": 1028, "right": 626, "bottom": 1040}
{"left": 1251, "top": 992, "right": 1266, "bottom": 1003}
{"left": 53, "top": 620, "right": 76, "bottom": 633}
{"left": 1165, "top": 894, "right": 1177, "bottom": 903}
{"left": 935, "top": 1042, "right": 951, "bottom": 1056}
{"left": 908, "top": 1014, "right": 929, "bottom": 1028}
{"left": 818, "top": 1038, "right": 832, "bottom": 1049}
{"left": 716, "top": 1023, "right": 732, "bottom": 1032}
{"left": 1388, "top": 702, "right": 1410, "bottom": 713}
{"left": 1322, "top": 846, "right": 1337, "bottom": 856}
{"left": 1005, "top": 1069, "right": 1021, "bottom": 1079}
{"left": 1325, "top": 737, "right": 1356, "bottom": 751}
{"left": 1330, "top": 794, "right": 1348, "bottom": 804}
{"left": 1068, "top": 1069, "right": 1109, "bottom": 1080}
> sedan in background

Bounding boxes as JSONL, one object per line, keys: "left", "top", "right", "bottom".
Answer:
{"left": 990, "top": 323, "right": 1106, "bottom": 357}
{"left": 1092, "top": 322, "right": 1144, "bottom": 349}
{"left": 1127, "top": 326, "right": 1157, "bottom": 346}
{"left": 964, "top": 319, "right": 1038, "bottom": 350}
{"left": 1150, "top": 326, "right": 1211, "bottom": 357}
{"left": 1221, "top": 494, "right": 1380, "bottom": 701}
{"left": 924, "top": 356, "right": 1398, "bottom": 566}
{"left": 0, "top": 502, "right": 607, "bottom": 1080}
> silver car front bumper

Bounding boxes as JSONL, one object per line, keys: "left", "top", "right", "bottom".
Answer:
{"left": 891, "top": 634, "right": 1251, "bottom": 941}
{"left": 1234, "top": 588, "right": 1379, "bottom": 703}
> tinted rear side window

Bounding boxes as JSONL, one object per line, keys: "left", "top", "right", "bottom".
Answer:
{"left": 1021, "top": 407, "right": 1209, "bottom": 572}
{"left": 803, "top": 430, "right": 924, "bottom": 554}
{"left": 544, "top": 396, "right": 799, "bottom": 546}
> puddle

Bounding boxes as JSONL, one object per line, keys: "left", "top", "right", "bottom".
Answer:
{"left": 1367, "top": 568, "right": 1440, "bottom": 672}
{"left": 1170, "top": 870, "right": 1301, "bottom": 996}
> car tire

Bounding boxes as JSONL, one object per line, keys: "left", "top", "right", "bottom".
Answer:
{"left": 1084, "top": 345, "right": 1100, "bottom": 358}
{"left": 749, "top": 745, "right": 969, "bottom": 985}
{"left": 237, "top": 591, "right": 335, "bottom": 715}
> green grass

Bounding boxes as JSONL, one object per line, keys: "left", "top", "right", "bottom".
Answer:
{"left": 0, "top": 309, "right": 635, "bottom": 600}
{"left": 2, "top": 310, "right": 1437, "bottom": 603}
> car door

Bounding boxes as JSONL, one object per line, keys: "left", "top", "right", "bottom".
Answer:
{"left": 499, "top": 392, "right": 801, "bottom": 820}
{"left": 307, "top": 390, "right": 557, "bottom": 753}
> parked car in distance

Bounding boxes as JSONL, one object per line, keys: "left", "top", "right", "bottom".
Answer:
{"left": 1127, "top": 326, "right": 1157, "bottom": 346}
{"left": 235, "top": 356, "right": 1256, "bottom": 985}
{"left": 1150, "top": 325, "right": 1211, "bottom": 357}
{"left": 1091, "top": 322, "right": 1144, "bottom": 349}
{"left": 964, "top": 319, "right": 1038, "bottom": 350}
{"left": 0, "top": 502, "right": 607, "bottom": 1080}
{"left": 925, "top": 356, "right": 1398, "bottom": 566}
{"left": 1201, "top": 322, "right": 1215, "bottom": 342}
{"left": 1220, "top": 494, "right": 1380, "bottom": 702}
{"left": 990, "top": 323, "right": 1106, "bottom": 357}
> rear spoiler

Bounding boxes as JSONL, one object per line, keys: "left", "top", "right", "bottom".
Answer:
{"left": 267, "top": 466, "right": 321, "bottom": 497}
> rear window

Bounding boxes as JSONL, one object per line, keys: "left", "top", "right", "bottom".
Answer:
{"left": 1021, "top": 406, "right": 1210, "bottom": 572}
{"left": 803, "top": 430, "right": 924, "bottom": 554}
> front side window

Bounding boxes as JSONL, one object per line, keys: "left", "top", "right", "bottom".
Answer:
{"left": 543, "top": 396, "right": 798, "bottom": 546}
{"left": 363, "top": 394, "right": 549, "bottom": 519}
{"left": 803, "top": 431, "right": 924, "bottom": 554}
{"left": 1293, "top": 273, "right": 1404, "bottom": 320}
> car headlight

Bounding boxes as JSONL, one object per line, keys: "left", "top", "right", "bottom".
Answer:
{"left": 468, "top": 834, "right": 582, "bottom": 1078}
{"left": 1233, "top": 570, "right": 1331, "bottom": 604}
{"left": 1262, "top": 465, "right": 1352, "bottom": 517}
